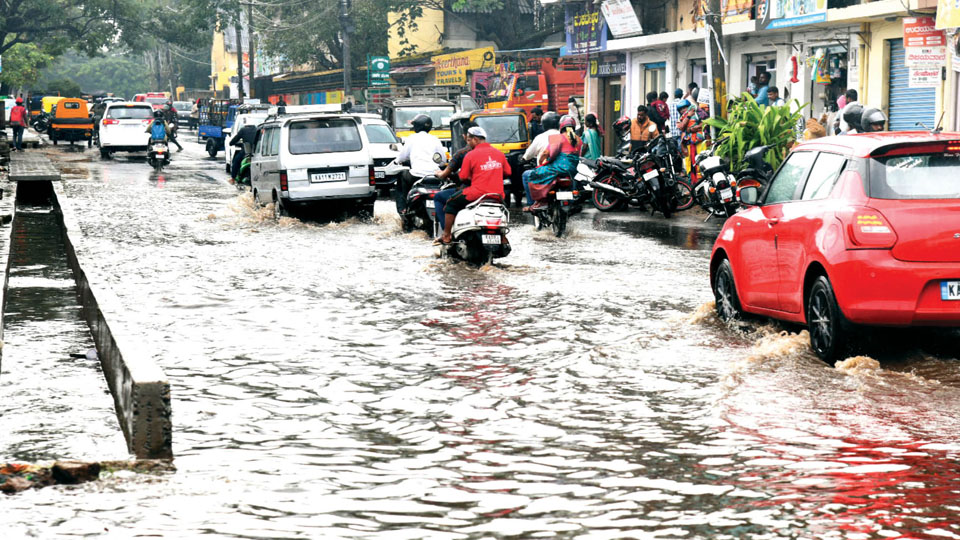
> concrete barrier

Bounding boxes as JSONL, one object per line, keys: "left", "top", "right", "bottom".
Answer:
{"left": 0, "top": 177, "right": 14, "bottom": 367}
{"left": 50, "top": 181, "right": 173, "bottom": 460}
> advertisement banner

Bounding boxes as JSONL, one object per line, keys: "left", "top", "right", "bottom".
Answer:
{"left": 756, "top": 0, "right": 827, "bottom": 30}
{"left": 904, "top": 17, "right": 946, "bottom": 47}
{"left": 601, "top": 0, "right": 642, "bottom": 37}
{"left": 905, "top": 47, "right": 947, "bottom": 67}
{"left": 367, "top": 55, "right": 391, "bottom": 87}
{"left": 564, "top": 5, "right": 607, "bottom": 56}
{"left": 696, "top": 0, "right": 755, "bottom": 27}
{"left": 937, "top": 0, "right": 960, "bottom": 29}
{"left": 909, "top": 66, "right": 941, "bottom": 88}
{"left": 589, "top": 54, "right": 627, "bottom": 77}
{"left": 431, "top": 47, "right": 496, "bottom": 86}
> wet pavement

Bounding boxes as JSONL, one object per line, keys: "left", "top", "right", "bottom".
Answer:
{"left": 2, "top": 131, "right": 960, "bottom": 538}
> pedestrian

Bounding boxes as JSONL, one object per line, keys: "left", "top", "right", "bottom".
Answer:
{"left": 747, "top": 76, "right": 759, "bottom": 97}
{"left": 668, "top": 88, "right": 683, "bottom": 138}
{"left": 647, "top": 91, "right": 669, "bottom": 134}
{"left": 768, "top": 86, "right": 785, "bottom": 107}
{"left": 802, "top": 117, "right": 827, "bottom": 140}
{"left": 630, "top": 105, "right": 659, "bottom": 153}
{"left": 581, "top": 113, "right": 602, "bottom": 160}
{"left": 676, "top": 99, "right": 708, "bottom": 181}
{"left": 684, "top": 82, "right": 699, "bottom": 102}
{"left": 528, "top": 107, "right": 544, "bottom": 140}
{"left": 277, "top": 96, "right": 288, "bottom": 107}
{"left": 837, "top": 89, "right": 858, "bottom": 134}
{"left": 9, "top": 97, "right": 27, "bottom": 152}
{"left": 755, "top": 72, "right": 771, "bottom": 106}
{"left": 567, "top": 97, "right": 582, "bottom": 130}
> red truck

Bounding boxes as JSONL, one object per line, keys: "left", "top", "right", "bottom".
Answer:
{"left": 484, "top": 58, "right": 584, "bottom": 115}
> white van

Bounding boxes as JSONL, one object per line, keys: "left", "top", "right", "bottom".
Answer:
{"left": 355, "top": 114, "right": 401, "bottom": 195}
{"left": 250, "top": 112, "right": 377, "bottom": 219}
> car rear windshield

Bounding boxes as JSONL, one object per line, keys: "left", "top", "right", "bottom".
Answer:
{"left": 63, "top": 101, "right": 80, "bottom": 109}
{"left": 107, "top": 106, "right": 153, "bottom": 119}
{"left": 364, "top": 124, "right": 398, "bottom": 144}
{"left": 870, "top": 153, "right": 960, "bottom": 199}
{"left": 475, "top": 115, "right": 527, "bottom": 144}
{"left": 288, "top": 118, "right": 362, "bottom": 154}
{"left": 146, "top": 97, "right": 167, "bottom": 106}
{"left": 394, "top": 107, "right": 454, "bottom": 129}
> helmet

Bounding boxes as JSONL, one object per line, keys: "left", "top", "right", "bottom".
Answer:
{"left": 411, "top": 114, "right": 433, "bottom": 133}
{"left": 559, "top": 115, "right": 576, "bottom": 131}
{"left": 15, "top": 97, "right": 22, "bottom": 104}
{"left": 153, "top": 110, "right": 164, "bottom": 119}
{"left": 842, "top": 103, "right": 863, "bottom": 133}
{"left": 541, "top": 111, "right": 560, "bottom": 131}
{"left": 860, "top": 107, "right": 887, "bottom": 133}
{"left": 612, "top": 115, "right": 632, "bottom": 137}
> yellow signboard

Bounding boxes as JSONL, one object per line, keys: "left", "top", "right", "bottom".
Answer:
{"left": 432, "top": 47, "right": 496, "bottom": 86}
{"left": 937, "top": 0, "right": 960, "bottom": 29}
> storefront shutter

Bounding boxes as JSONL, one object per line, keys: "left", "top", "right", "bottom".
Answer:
{"left": 887, "top": 38, "right": 936, "bottom": 131}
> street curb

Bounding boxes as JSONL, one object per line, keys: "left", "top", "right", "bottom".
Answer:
{"left": 0, "top": 175, "right": 14, "bottom": 368}
{"left": 52, "top": 182, "right": 173, "bottom": 460}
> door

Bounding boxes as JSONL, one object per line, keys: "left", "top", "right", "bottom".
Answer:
{"left": 888, "top": 38, "right": 936, "bottom": 131}
{"left": 602, "top": 79, "right": 622, "bottom": 156}
{"left": 251, "top": 127, "right": 271, "bottom": 195}
{"left": 735, "top": 151, "right": 817, "bottom": 310}
{"left": 776, "top": 152, "right": 847, "bottom": 313}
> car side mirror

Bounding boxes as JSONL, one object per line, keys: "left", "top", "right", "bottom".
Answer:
{"left": 432, "top": 152, "right": 443, "bottom": 164}
{"left": 739, "top": 186, "right": 760, "bottom": 206}
{"left": 389, "top": 143, "right": 398, "bottom": 151}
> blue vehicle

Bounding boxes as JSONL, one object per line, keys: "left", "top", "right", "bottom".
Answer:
{"left": 198, "top": 99, "right": 240, "bottom": 158}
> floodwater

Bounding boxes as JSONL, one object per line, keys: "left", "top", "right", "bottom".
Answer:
{"left": 3, "top": 139, "right": 960, "bottom": 539}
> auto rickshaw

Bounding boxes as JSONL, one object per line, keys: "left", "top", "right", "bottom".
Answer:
{"left": 42, "top": 96, "right": 64, "bottom": 114}
{"left": 48, "top": 97, "right": 94, "bottom": 147}
{"left": 450, "top": 108, "right": 530, "bottom": 206}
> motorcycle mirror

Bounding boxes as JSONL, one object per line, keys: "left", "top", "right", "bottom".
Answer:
{"left": 739, "top": 186, "right": 760, "bottom": 206}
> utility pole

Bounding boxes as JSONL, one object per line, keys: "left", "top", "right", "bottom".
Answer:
{"left": 234, "top": 4, "right": 245, "bottom": 100}
{"left": 246, "top": 1, "right": 255, "bottom": 98}
{"left": 703, "top": 0, "right": 727, "bottom": 121}
{"left": 340, "top": 0, "right": 352, "bottom": 101}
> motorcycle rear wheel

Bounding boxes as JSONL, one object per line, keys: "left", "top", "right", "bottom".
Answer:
{"left": 592, "top": 174, "right": 625, "bottom": 212}
{"left": 550, "top": 203, "right": 566, "bottom": 238}
{"left": 674, "top": 180, "right": 695, "bottom": 211}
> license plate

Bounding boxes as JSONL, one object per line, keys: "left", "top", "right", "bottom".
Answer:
{"left": 375, "top": 171, "right": 385, "bottom": 179}
{"left": 556, "top": 191, "right": 574, "bottom": 201}
{"left": 481, "top": 234, "right": 501, "bottom": 245}
{"left": 941, "top": 281, "right": 960, "bottom": 300}
{"left": 311, "top": 172, "right": 346, "bottom": 182}
{"left": 643, "top": 170, "right": 659, "bottom": 181}
{"left": 720, "top": 188, "right": 733, "bottom": 200}
{"left": 425, "top": 199, "right": 435, "bottom": 208}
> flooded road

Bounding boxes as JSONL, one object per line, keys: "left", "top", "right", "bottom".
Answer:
{"left": 3, "top": 137, "right": 960, "bottom": 538}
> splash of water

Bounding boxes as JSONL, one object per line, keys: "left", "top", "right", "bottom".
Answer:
{"left": 835, "top": 355, "right": 881, "bottom": 375}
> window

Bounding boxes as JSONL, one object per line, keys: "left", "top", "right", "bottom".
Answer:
{"left": 394, "top": 106, "right": 455, "bottom": 129}
{"left": 106, "top": 106, "right": 153, "bottom": 119}
{"left": 268, "top": 127, "right": 281, "bottom": 155}
{"left": 517, "top": 75, "right": 541, "bottom": 93}
{"left": 288, "top": 118, "right": 362, "bottom": 154}
{"left": 765, "top": 151, "right": 816, "bottom": 204}
{"left": 474, "top": 115, "right": 528, "bottom": 144}
{"left": 257, "top": 128, "right": 273, "bottom": 156}
{"left": 801, "top": 153, "right": 847, "bottom": 200}
{"left": 364, "top": 123, "right": 399, "bottom": 144}
{"left": 870, "top": 153, "right": 960, "bottom": 199}
{"left": 63, "top": 101, "right": 80, "bottom": 109}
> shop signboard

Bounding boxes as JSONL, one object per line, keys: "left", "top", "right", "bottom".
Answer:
{"left": 909, "top": 66, "right": 941, "bottom": 88}
{"left": 937, "top": 0, "right": 960, "bottom": 29}
{"left": 756, "top": 0, "right": 827, "bottom": 30}
{"left": 431, "top": 47, "right": 496, "bottom": 86}
{"left": 601, "top": 0, "right": 642, "bottom": 38}
{"left": 589, "top": 54, "right": 627, "bottom": 78}
{"left": 904, "top": 17, "right": 946, "bottom": 47}
{"left": 696, "top": 0, "right": 755, "bottom": 27}
{"left": 564, "top": 5, "right": 607, "bottom": 56}
{"left": 905, "top": 47, "right": 947, "bottom": 67}
{"left": 367, "top": 55, "right": 391, "bottom": 87}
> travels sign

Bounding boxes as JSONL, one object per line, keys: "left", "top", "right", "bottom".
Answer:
{"left": 431, "top": 47, "right": 496, "bottom": 86}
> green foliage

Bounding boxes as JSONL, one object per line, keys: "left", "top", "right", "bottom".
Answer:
{"left": 44, "top": 78, "right": 82, "bottom": 97}
{"left": 38, "top": 51, "right": 151, "bottom": 99}
{"left": 704, "top": 93, "right": 807, "bottom": 172}
{"left": 0, "top": 44, "right": 55, "bottom": 91}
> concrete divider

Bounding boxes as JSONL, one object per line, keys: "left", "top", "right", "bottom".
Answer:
{"left": 0, "top": 176, "right": 15, "bottom": 367}
{"left": 50, "top": 181, "right": 173, "bottom": 460}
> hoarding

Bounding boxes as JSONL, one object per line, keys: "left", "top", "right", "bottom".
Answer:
{"left": 564, "top": 6, "right": 607, "bottom": 55}
{"left": 432, "top": 47, "right": 496, "bottom": 86}
{"left": 756, "top": 0, "right": 827, "bottom": 30}
{"left": 601, "top": 0, "right": 643, "bottom": 38}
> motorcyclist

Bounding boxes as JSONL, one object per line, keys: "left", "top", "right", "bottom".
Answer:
{"left": 521, "top": 115, "right": 582, "bottom": 211}
{"left": 162, "top": 101, "right": 184, "bottom": 151}
{"left": 229, "top": 123, "right": 259, "bottom": 185}
{"left": 840, "top": 102, "right": 863, "bottom": 135}
{"left": 145, "top": 110, "right": 170, "bottom": 144}
{"left": 523, "top": 111, "right": 560, "bottom": 165}
{"left": 859, "top": 107, "right": 887, "bottom": 133}
{"left": 432, "top": 122, "right": 479, "bottom": 233}
{"left": 395, "top": 113, "right": 446, "bottom": 216}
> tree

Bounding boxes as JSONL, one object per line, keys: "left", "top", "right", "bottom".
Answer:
{"left": 39, "top": 51, "right": 151, "bottom": 99}
{"left": 0, "top": 44, "right": 55, "bottom": 92}
{"left": 44, "top": 78, "right": 82, "bottom": 97}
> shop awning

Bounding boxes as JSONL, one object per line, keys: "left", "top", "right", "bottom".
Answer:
{"left": 390, "top": 65, "right": 434, "bottom": 75}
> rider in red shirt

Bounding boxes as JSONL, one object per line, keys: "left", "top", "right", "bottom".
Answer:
{"left": 437, "top": 126, "right": 510, "bottom": 244}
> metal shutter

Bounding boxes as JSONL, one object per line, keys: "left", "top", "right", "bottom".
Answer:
{"left": 888, "top": 38, "right": 936, "bottom": 131}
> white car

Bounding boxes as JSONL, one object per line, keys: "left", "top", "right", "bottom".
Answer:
{"left": 97, "top": 102, "right": 155, "bottom": 159}
{"left": 225, "top": 111, "right": 269, "bottom": 174}
{"left": 355, "top": 114, "right": 401, "bottom": 194}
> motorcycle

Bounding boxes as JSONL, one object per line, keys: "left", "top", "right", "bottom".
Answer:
{"left": 147, "top": 140, "right": 171, "bottom": 171}
{"left": 31, "top": 112, "right": 51, "bottom": 134}
{"left": 438, "top": 194, "right": 512, "bottom": 266}
{"left": 530, "top": 175, "right": 577, "bottom": 238}
{"left": 403, "top": 175, "right": 444, "bottom": 233}
{"left": 692, "top": 140, "right": 771, "bottom": 219}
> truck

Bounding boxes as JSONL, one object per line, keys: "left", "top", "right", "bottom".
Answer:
{"left": 484, "top": 58, "right": 585, "bottom": 116}
{"left": 377, "top": 97, "right": 457, "bottom": 147}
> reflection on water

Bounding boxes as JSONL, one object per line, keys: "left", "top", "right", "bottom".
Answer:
{"left": 3, "top": 150, "right": 960, "bottom": 539}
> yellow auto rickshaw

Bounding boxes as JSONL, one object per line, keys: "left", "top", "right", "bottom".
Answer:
{"left": 42, "top": 96, "right": 65, "bottom": 114}
{"left": 48, "top": 98, "right": 94, "bottom": 147}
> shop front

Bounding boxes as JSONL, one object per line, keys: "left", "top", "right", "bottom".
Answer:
{"left": 589, "top": 54, "right": 626, "bottom": 155}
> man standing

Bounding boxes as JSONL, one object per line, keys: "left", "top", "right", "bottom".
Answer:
{"left": 767, "top": 86, "right": 785, "bottom": 107}
{"left": 754, "top": 72, "right": 772, "bottom": 106}
{"left": 9, "top": 97, "right": 27, "bottom": 152}
{"left": 630, "top": 105, "right": 658, "bottom": 153}
{"left": 668, "top": 88, "right": 683, "bottom": 138}
{"left": 646, "top": 92, "right": 668, "bottom": 134}
{"left": 436, "top": 126, "right": 509, "bottom": 244}
{"left": 528, "top": 107, "right": 544, "bottom": 140}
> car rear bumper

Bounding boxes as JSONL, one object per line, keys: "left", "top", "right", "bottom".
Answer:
{"left": 285, "top": 185, "right": 375, "bottom": 203}
{"left": 831, "top": 251, "right": 960, "bottom": 326}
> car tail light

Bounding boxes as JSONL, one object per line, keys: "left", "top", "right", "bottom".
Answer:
{"left": 280, "top": 170, "right": 288, "bottom": 192}
{"left": 103, "top": 118, "right": 119, "bottom": 125}
{"left": 368, "top": 165, "right": 376, "bottom": 185}
{"left": 838, "top": 207, "right": 898, "bottom": 249}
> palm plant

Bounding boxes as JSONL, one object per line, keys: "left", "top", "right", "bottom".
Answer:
{"left": 704, "top": 93, "right": 807, "bottom": 172}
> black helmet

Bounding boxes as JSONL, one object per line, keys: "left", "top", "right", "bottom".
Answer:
{"left": 541, "top": 111, "right": 560, "bottom": 131}
{"left": 411, "top": 114, "right": 433, "bottom": 133}
{"left": 153, "top": 110, "right": 164, "bottom": 119}
{"left": 842, "top": 103, "right": 863, "bottom": 133}
{"left": 860, "top": 107, "right": 887, "bottom": 133}
{"left": 612, "top": 115, "right": 632, "bottom": 138}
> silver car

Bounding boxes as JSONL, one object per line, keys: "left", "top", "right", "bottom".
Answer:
{"left": 250, "top": 112, "right": 377, "bottom": 220}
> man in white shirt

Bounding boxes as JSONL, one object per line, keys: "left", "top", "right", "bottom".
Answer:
{"left": 395, "top": 114, "right": 446, "bottom": 216}
{"left": 522, "top": 111, "right": 560, "bottom": 164}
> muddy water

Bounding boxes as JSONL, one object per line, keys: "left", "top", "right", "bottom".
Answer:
{"left": 3, "top": 143, "right": 960, "bottom": 539}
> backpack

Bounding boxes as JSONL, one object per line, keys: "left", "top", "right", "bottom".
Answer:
{"left": 150, "top": 121, "right": 166, "bottom": 140}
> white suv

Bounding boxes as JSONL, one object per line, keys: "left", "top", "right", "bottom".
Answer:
{"left": 250, "top": 111, "right": 377, "bottom": 220}
{"left": 98, "top": 102, "right": 155, "bottom": 159}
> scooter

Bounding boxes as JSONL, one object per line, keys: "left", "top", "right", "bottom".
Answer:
{"left": 147, "top": 140, "right": 171, "bottom": 171}
{"left": 437, "top": 193, "right": 512, "bottom": 266}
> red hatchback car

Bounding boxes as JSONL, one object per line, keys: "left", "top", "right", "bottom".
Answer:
{"left": 711, "top": 132, "right": 960, "bottom": 361}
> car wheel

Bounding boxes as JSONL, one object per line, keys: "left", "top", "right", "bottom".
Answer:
{"left": 100, "top": 148, "right": 111, "bottom": 160}
{"left": 273, "top": 196, "right": 289, "bottom": 221}
{"left": 713, "top": 259, "right": 743, "bottom": 322}
{"left": 806, "top": 275, "right": 851, "bottom": 363}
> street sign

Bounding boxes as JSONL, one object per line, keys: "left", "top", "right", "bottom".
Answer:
{"left": 367, "top": 55, "right": 391, "bottom": 87}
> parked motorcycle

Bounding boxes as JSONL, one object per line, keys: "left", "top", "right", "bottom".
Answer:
{"left": 147, "top": 140, "right": 171, "bottom": 171}
{"left": 437, "top": 194, "right": 512, "bottom": 266}
{"left": 693, "top": 140, "right": 772, "bottom": 219}
{"left": 31, "top": 112, "right": 51, "bottom": 134}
